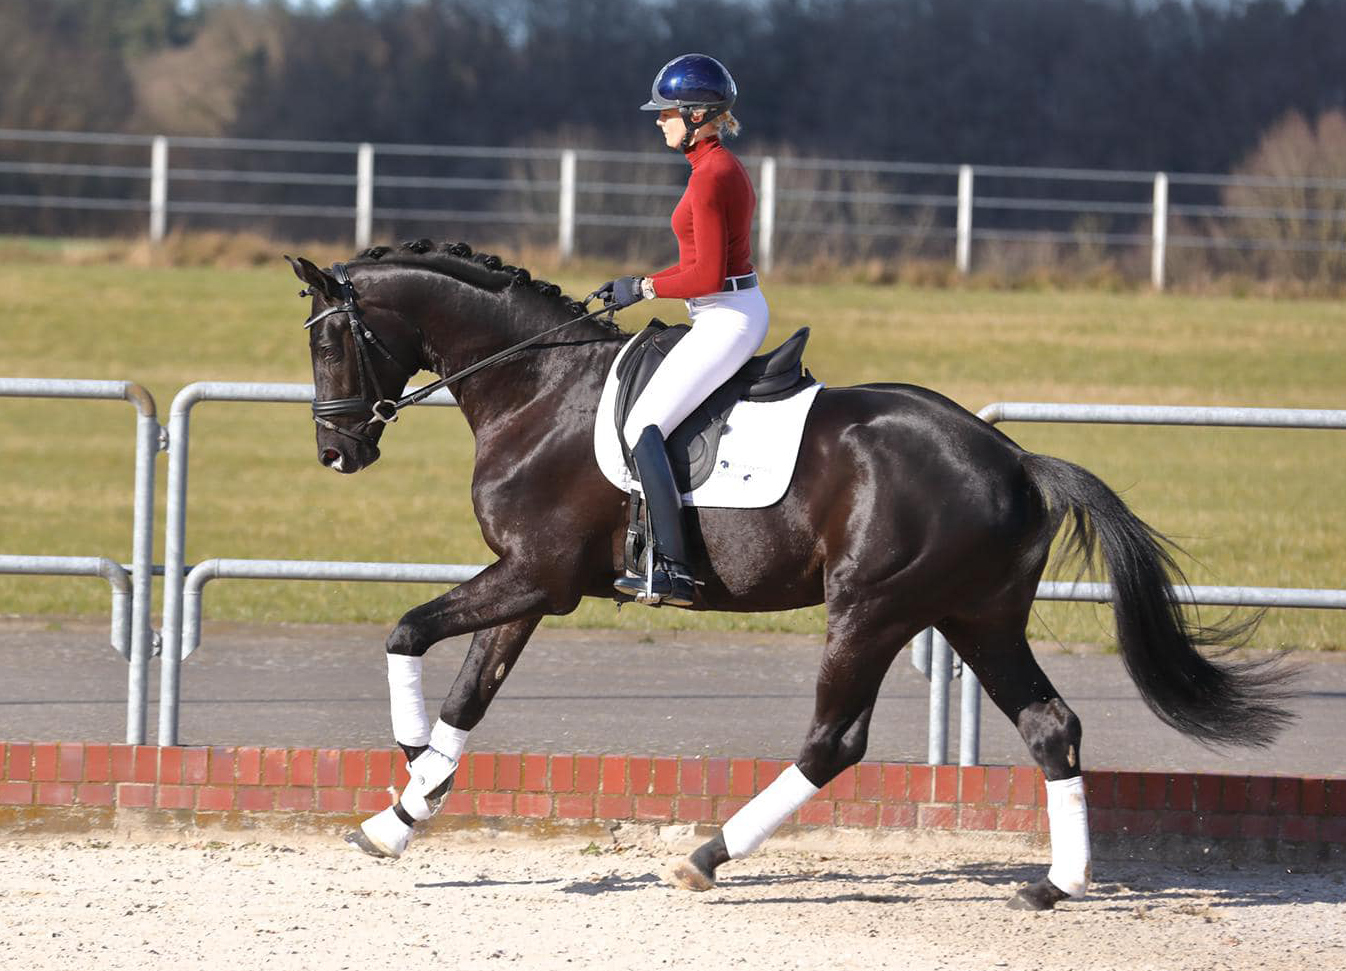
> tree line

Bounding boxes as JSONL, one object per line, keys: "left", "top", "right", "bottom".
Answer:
{"left": 3, "top": 0, "right": 1345, "bottom": 173}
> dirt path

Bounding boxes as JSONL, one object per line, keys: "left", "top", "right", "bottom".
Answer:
{"left": 1, "top": 829, "right": 1341, "bottom": 971}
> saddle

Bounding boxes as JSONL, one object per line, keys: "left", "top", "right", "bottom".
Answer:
{"left": 614, "top": 321, "right": 815, "bottom": 493}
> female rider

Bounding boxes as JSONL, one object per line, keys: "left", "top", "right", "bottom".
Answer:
{"left": 597, "top": 53, "right": 767, "bottom": 608}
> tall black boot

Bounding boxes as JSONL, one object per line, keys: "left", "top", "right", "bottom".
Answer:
{"left": 613, "top": 425, "right": 696, "bottom": 607}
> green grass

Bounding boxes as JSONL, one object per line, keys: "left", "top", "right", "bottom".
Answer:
{"left": 2, "top": 261, "right": 1343, "bottom": 649}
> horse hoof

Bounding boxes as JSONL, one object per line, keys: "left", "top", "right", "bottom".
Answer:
{"left": 345, "top": 829, "right": 397, "bottom": 859}
{"left": 662, "top": 857, "right": 716, "bottom": 892}
{"left": 1007, "top": 879, "right": 1069, "bottom": 911}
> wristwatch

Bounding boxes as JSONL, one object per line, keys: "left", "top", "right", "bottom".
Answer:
{"left": 640, "top": 277, "right": 657, "bottom": 300}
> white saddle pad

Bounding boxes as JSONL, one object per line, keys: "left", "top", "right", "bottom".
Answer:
{"left": 593, "top": 333, "right": 823, "bottom": 509}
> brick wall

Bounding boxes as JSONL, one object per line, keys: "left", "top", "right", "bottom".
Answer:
{"left": 2, "top": 742, "right": 1342, "bottom": 857}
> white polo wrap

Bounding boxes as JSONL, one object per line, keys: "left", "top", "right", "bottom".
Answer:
{"left": 399, "top": 719, "right": 470, "bottom": 822}
{"left": 387, "top": 653, "right": 430, "bottom": 748}
{"left": 1046, "top": 775, "right": 1091, "bottom": 897}
{"left": 721, "top": 764, "right": 820, "bottom": 859}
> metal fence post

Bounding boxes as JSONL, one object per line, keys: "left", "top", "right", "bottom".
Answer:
{"left": 356, "top": 142, "right": 374, "bottom": 250}
{"left": 558, "top": 149, "right": 576, "bottom": 261}
{"left": 956, "top": 164, "right": 973, "bottom": 275}
{"left": 150, "top": 136, "right": 168, "bottom": 243}
{"left": 927, "top": 629, "right": 953, "bottom": 764}
{"left": 959, "top": 668, "right": 982, "bottom": 766}
{"left": 758, "top": 156, "right": 776, "bottom": 274}
{"left": 1152, "top": 171, "right": 1168, "bottom": 290}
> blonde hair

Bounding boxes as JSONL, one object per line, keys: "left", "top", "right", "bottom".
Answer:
{"left": 715, "top": 111, "right": 741, "bottom": 138}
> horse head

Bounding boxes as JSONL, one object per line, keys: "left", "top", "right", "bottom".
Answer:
{"left": 287, "top": 254, "right": 422, "bottom": 474}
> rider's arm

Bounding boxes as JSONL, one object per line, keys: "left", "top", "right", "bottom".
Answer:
{"left": 647, "top": 171, "right": 729, "bottom": 300}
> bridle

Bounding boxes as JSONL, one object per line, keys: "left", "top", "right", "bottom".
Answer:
{"left": 303, "top": 261, "right": 617, "bottom": 452}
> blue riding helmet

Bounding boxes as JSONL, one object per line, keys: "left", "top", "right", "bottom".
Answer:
{"left": 641, "top": 54, "right": 736, "bottom": 150}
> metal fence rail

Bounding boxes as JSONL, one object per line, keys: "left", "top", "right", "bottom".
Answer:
{"left": 918, "top": 403, "right": 1346, "bottom": 768}
{"left": 0, "top": 556, "right": 132, "bottom": 658}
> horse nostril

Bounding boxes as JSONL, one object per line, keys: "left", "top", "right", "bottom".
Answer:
{"left": 319, "top": 447, "right": 341, "bottom": 467}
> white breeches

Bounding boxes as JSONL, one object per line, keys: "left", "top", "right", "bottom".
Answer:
{"left": 622, "top": 286, "right": 770, "bottom": 446}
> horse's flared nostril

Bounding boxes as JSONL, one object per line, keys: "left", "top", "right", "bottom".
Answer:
{"left": 319, "top": 447, "right": 341, "bottom": 467}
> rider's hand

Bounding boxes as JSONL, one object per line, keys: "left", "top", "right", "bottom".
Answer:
{"left": 606, "top": 276, "right": 647, "bottom": 310}
{"left": 588, "top": 279, "right": 616, "bottom": 306}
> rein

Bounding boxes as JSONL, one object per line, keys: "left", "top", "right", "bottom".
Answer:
{"left": 304, "top": 261, "right": 615, "bottom": 449}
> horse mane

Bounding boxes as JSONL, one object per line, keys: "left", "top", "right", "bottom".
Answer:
{"left": 351, "top": 239, "right": 622, "bottom": 336}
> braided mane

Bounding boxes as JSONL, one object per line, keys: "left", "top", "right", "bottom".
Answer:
{"left": 351, "top": 239, "right": 620, "bottom": 335}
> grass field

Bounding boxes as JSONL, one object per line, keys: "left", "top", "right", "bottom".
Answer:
{"left": 3, "top": 257, "right": 1344, "bottom": 650}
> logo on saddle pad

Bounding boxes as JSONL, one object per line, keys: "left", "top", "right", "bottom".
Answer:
{"left": 593, "top": 321, "right": 823, "bottom": 509}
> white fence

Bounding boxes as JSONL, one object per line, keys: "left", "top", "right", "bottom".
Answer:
{"left": 5, "top": 128, "right": 1346, "bottom": 288}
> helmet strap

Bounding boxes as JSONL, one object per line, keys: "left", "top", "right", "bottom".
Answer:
{"left": 678, "top": 106, "right": 726, "bottom": 151}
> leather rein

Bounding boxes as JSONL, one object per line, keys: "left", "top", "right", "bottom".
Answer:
{"left": 303, "top": 261, "right": 614, "bottom": 451}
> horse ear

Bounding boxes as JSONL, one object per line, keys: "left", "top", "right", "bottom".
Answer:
{"left": 285, "top": 254, "right": 340, "bottom": 299}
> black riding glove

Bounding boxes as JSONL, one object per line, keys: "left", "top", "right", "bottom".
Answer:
{"left": 604, "top": 276, "right": 648, "bottom": 311}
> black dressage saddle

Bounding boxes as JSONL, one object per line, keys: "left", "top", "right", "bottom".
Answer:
{"left": 613, "top": 320, "right": 815, "bottom": 493}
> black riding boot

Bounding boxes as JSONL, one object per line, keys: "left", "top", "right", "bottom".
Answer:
{"left": 613, "top": 425, "right": 696, "bottom": 607}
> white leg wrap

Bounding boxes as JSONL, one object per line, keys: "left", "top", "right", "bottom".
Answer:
{"left": 1046, "top": 776, "right": 1091, "bottom": 898}
{"left": 721, "top": 765, "right": 820, "bottom": 859}
{"left": 387, "top": 654, "right": 430, "bottom": 748}
{"left": 398, "top": 719, "right": 469, "bottom": 822}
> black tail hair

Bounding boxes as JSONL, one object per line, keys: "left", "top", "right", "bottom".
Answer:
{"left": 1022, "top": 452, "right": 1295, "bottom": 748}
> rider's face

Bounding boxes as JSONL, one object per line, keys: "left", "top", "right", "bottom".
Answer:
{"left": 656, "top": 108, "right": 707, "bottom": 150}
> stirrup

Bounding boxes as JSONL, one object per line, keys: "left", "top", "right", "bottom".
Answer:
{"left": 613, "top": 563, "right": 695, "bottom": 608}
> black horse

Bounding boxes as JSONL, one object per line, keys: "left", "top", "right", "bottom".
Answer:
{"left": 289, "top": 240, "right": 1291, "bottom": 910}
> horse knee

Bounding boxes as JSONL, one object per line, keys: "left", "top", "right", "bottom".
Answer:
{"left": 386, "top": 617, "right": 430, "bottom": 657}
{"left": 797, "top": 717, "right": 870, "bottom": 785}
{"left": 1018, "top": 698, "right": 1082, "bottom": 780}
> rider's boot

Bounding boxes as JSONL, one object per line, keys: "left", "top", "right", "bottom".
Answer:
{"left": 613, "top": 425, "right": 696, "bottom": 607}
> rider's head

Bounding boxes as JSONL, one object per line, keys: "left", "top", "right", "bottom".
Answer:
{"left": 641, "top": 53, "right": 738, "bottom": 151}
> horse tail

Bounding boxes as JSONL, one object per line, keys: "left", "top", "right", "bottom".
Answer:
{"left": 1021, "top": 452, "right": 1295, "bottom": 748}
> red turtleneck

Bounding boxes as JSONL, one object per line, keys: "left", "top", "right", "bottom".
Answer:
{"left": 649, "top": 137, "right": 756, "bottom": 299}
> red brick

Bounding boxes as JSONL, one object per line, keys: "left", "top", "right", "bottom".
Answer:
{"left": 827, "top": 766, "right": 857, "bottom": 801}
{"left": 83, "top": 744, "right": 110, "bottom": 783}
{"left": 797, "top": 800, "right": 834, "bottom": 826}
{"left": 1280, "top": 816, "right": 1319, "bottom": 842}
{"left": 600, "top": 755, "right": 626, "bottom": 794}
{"left": 1318, "top": 818, "right": 1346, "bottom": 843}
{"left": 1270, "top": 777, "right": 1300, "bottom": 814}
{"left": 495, "top": 755, "right": 521, "bottom": 791}
{"left": 469, "top": 753, "right": 496, "bottom": 791}
{"left": 236, "top": 747, "right": 262, "bottom": 785}
{"left": 1000, "top": 808, "right": 1040, "bottom": 832}
{"left": 907, "top": 765, "right": 933, "bottom": 802}
{"left": 635, "top": 796, "right": 674, "bottom": 821}
{"left": 1116, "top": 810, "right": 1162, "bottom": 835}
{"left": 550, "top": 756, "right": 574, "bottom": 793}
{"left": 236, "top": 787, "right": 275, "bottom": 811}
{"left": 983, "top": 766, "right": 1010, "bottom": 804}
{"left": 1324, "top": 779, "right": 1346, "bottom": 815}
{"left": 1159, "top": 812, "right": 1196, "bottom": 836}
{"left": 133, "top": 745, "right": 157, "bottom": 784}
{"left": 1301, "top": 778, "right": 1328, "bottom": 815}
{"left": 156, "top": 785, "right": 193, "bottom": 810}
{"left": 317, "top": 789, "right": 355, "bottom": 813}
{"left": 880, "top": 802, "right": 916, "bottom": 828}
{"left": 856, "top": 763, "right": 883, "bottom": 800}
{"left": 629, "top": 757, "right": 652, "bottom": 795}
{"left": 522, "top": 754, "right": 548, "bottom": 792}
{"left": 1168, "top": 774, "right": 1195, "bottom": 812}
{"left": 158, "top": 747, "right": 183, "bottom": 785}
{"left": 289, "top": 750, "right": 315, "bottom": 787}
{"left": 573, "top": 755, "right": 600, "bottom": 793}
{"left": 1193, "top": 774, "right": 1222, "bottom": 813}
{"left": 757, "top": 760, "right": 787, "bottom": 790}
{"left": 596, "top": 794, "right": 632, "bottom": 819}
{"left": 208, "top": 748, "right": 235, "bottom": 786}
{"left": 36, "top": 782, "right": 75, "bottom": 805}
{"left": 675, "top": 796, "right": 712, "bottom": 823}
{"left": 7, "top": 743, "right": 33, "bottom": 781}
{"left": 1198, "top": 813, "right": 1239, "bottom": 840}
{"left": 262, "top": 748, "right": 288, "bottom": 786}
{"left": 714, "top": 798, "right": 749, "bottom": 823}
{"left": 183, "top": 748, "right": 209, "bottom": 786}
{"left": 960, "top": 806, "right": 999, "bottom": 831}
{"left": 1084, "top": 771, "right": 1115, "bottom": 808}
{"left": 516, "top": 793, "right": 552, "bottom": 818}
{"left": 117, "top": 783, "right": 154, "bottom": 808}
{"left": 316, "top": 749, "right": 342, "bottom": 787}
{"left": 679, "top": 759, "right": 704, "bottom": 796}
{"left": 1089, "top": 808, "right": 1119, "bottom": 833}
{"left": 1114, "top": 771, "right": 1142, "bottom": 809}
{"left": 354, "top": 789, "right": 391, "bottom": 813}
{"left": 33, "top": 744, "right": 57, "bottom": 782}
{"left": 705, "top": 758, "right": 730, "bottom": 796}
{"left": 882, "top": 764, "right": 908, "bottom": 802}
{"left": 442, "top": 792, "right": 474, "bottom": 816}
{"left": 276, "top": 787, "right": 313, "bottom": 812}
{"left": 556, "top": 794, "right": 595, "bottom": 819}
{"left": 1246, "top": 777, "right": 1274, "bottom": 813}
{"left": 1009, "top": 767, "right": 1041, "bottom": 807}
{"left": 1139, "top": 774, "right": 1168, "bottom": 811}
{"left": 650, "top": 757, "right": 678, "bottom": 795}
{"left": 1240, "top": 815, "right": 1277, "bottom": 840}
{"left": 838, "top": 801, "right": 879, "bottom": 828}
{"left": 0, "top": 782, "right": 33, "bottom": 805}
{"left": 74, "top": 784, "right": 113, "bottom": 807}
{"left": 368, "top": 750, "right": 393, "bottom": 789}
{"left": 934, "top": 765, "right": 959, "bottom": 803}
{"left": 959, "top": 767, "right": 986, "bottom": 804}
{"left": 1221, "top": 776, "right": 1249, "bottom": 812}
{"left": 729, "top": 758, "right": 756, "bottom": 797}
{"left": 394, "top": 758, "right": 410, "bottom": 790}
{"left": 478, "top": 792, "right": 514, "bottom": 816}
{"left": 918, "top": 805, "right": 957, "bottom": 829}
{"left": 341, "top": 750, "right": 367, "bottom": 788}
{"left": 197, "top": 787, "right": 235, "bottom": 811}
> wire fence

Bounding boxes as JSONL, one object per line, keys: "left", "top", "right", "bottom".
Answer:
{"left": 3, "top": 128, "right": 1345, "bottom": 287}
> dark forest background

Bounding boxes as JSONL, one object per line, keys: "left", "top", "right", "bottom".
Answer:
{"left": 3, "top": 0, "right": 1345, "bottom": 172}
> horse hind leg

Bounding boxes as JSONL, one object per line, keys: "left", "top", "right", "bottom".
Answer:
{"left": 941, "top": 616, "right": 1089, "bottom": 911}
